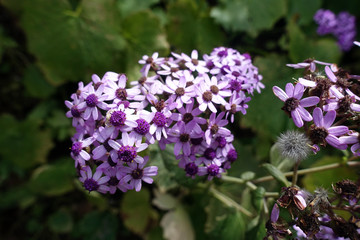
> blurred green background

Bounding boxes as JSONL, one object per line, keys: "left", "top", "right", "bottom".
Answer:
{"left": 1, "top": 0, "right": 360, "bottom": 239}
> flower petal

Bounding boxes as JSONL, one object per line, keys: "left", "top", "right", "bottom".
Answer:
{"left": 323, "top": 110, "right": 336, "bottom": 129}
{"left": 328, "top": 126, "right": 349, "bottom": 136}
{"left": 299, "top": 96, "right": 320, "bottom": 107}
{"left": 272, "top": 86, "right": 288, "bottom": 102}
{"left": 293, "top": 83, "right": 304, "bottom": 99}
{"left": 291, "top": 109, "right": 304, "bottom": 127}
{"left": 313, "top": 107, "right": 323, "bottom": 127}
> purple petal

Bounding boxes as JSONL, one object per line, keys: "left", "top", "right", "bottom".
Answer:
{"left": 325, "top": 135, "right": 347, "bottom": 150}
{"left": 298, "top": 78, "right": 316, "bottom": 87}
{"left": 328, "top": 126, "right": 349, "bottom": 136}
{"left": 340, "top": 136, "right": 358, "bottom": 144}
{"left": 291, "top": 109, "right": 304, "bottom": 127}
{"left": 323, "top": 110, "right": 336, "bottom": 129}
{"left": 272, "top": 86, "right": 288, "bottom": 101}
{"left": 299, "top": 96, "right": 319, "bottom": 107}
{"left": 297, "top": 106, "right": 312, "bottom": 122}
{"left": 325, "top": 66, "right": 337, "bottom": 82}
{"left": 313, "top": 107, "right": 323, "bottom": 127}
{"left": 134, "top": 179, "right": 142, "bottom": 192}
{"left": 351, "top": 103, "right": 360, "bottom": 112}
{"left": 285, "top": 83, "right": 294, "bottom": 97}
{"left": 293, "top": 83, "right": 304, "bottom": 99}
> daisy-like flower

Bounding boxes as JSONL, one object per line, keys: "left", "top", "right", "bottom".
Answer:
{"left": 173, "top": 50, "right": 209, "bottom": 74}
{"left": 157, "top": 60, "right": 182, "bottom": 78}
{"left": 138, "top": 52, "right": 164, "bottom": 75}
{"left": 78, "top": 84, "right": 109, "bottom": 120}
{"left": 148, "top": 106, "right": 173, "bottom": 141}
{"left": 225, "top": 92, "right": 251, "bottom": 122}
{"left": 79, "top": 166, "right": 110, "bottom": 194}
{"left": 286, "top": 59, "right": 332, "bottom": 72}
{"left": 198, "top": 163, "right": 225, "bottom": 181}
{"left": 323, "top": 91, "right": 360, "bottom": 113}
{"left": 120, "top": 156, "right": 158, "bottom": 192}
{"left": 170, "top": 99, "right": 206, "bottom": 128}
{"left": 108, "top": 132, "right": 148, "bottom": 164}
{"left": 273, "top": 83, "right": 320, "bottom": 127}
{"left": 163, "top": 72, "right": 196, "bottom": 109}
{"left": 308, "top": 107, "right": 348, "bottom": 150}
{"left": 104, "top": 104, "right": 138, "bottom": 138}
{"left": 339, "top": 131, "right": 360, "bottom": 156}
{"left": 65, "top": 94, "right": 85, "bottom": 127}
{"left": 196, "top": 75, "right": 231, "bottom": 112}
{"left": 70, "top": 136, "right": 94, "bottom": 166}
{"left": 204, "top": 112, "right": 231, "bottom": 145}
{"left": 103, "top": 166, "right": 129, "bottom": 194}
{"left": 168, "top": 121, "right": 199, "bottom": 156}
{"left": 104, "top": 74, "right": 142, "bottom": 102}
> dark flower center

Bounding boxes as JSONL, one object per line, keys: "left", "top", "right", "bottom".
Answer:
{"left": 230, "top": 79, "right": 242, "bottom": 92}
{"left": 309, "top": 127, "right": 329, "bottom": 145}
{"left": 108, "top": 176, "right": 119, "bottom": 186}
{"left": 138, "top": 76, "right": 147, "bottom": 85}
{"left": 134, "top": 119, "right": 150, "bottom": 135}
{"left": 94, "top": 82, "right": 102, "bottom": 90}
{"left": 185, "top": 163, "right": 198, "bottom": 176}
{"left": 71, "top": 142, "right": 82, "bottom": 156}
{"left": 155, "top": 99, "right": 165, "bottom": 112}
{"left": 210, "top": 85, "right": 220, "bottom": 94}
{"left": 131, "top": 168, "right": 144, "bottom": 179}
{"left": 191, "top": 137, "right": 203, "bottom": 145}
{"left": 84, "top": 178, "right": 99, "bottom": 192}
{"left": 175, "top": 87, "right": 185, "bottom": 96}
{"left": 183, "top": 113, "right": 193, "bottom": 123}
{"left": 180, "top": 133, "right": 190, "bottom": 143}
{"left": 86, "top": 94, "right": 98, "bottom": 107}
{"left": 204, "top": 148, "right": 216, "bottom": 160}
{"left": 202, "top": 91, "right": 213, "bottom": 102}
{"left": 336, "top": 78, "right": 351, "bottom": 89}
{"left": 217, "top": 50, "right": 228, "bottom": 57}
{"left": 227, "top": 149, "right": 237, "bottom": 163}
{"left": 118, "top": 146, "right": 137, "bottom": 163}
{"left": 232, "top": 71, "right": 240, "bottom": 77}
{"left": 153, "top": 112, "right": 167, "bottom": 127}
{"left": 216, "top": 136, "right": 227, "bottom": 148}
{"left": 207, "top": 164, "right": 220, "bottom": 176}
{"left": 337, "top": 95, "right": 352, "bottom": 113}
{"left": 220, "top": 65, "right": 230, "bottom": 75}
{"left": 191, "top": 59, "right": 199, "bottom": 66}
{"left": 109, "top": 110, "right": 126, "bottom": 126}
{"left": 71, "top": 106, "right": 81, "bottom": 118}
{"left": 171, "top": 67, "right": 179, "bottom": 72}
{"left": 115, "top": 88, "right": 127, "bottom": 101}
{"left": 210, "top": 124, "right": 219, "bottom": 134}
{"left": 206, "top": 61, "right": 214, "bottom": 69}
{"left": 146, "top": 57, "right": 153, "bottom": 64}
{"left": 230, "top": 104, "right": 237, "bottom": 114}
{"left": 282, "top": 97, "right": 299, "bottom": 113}
{"left": 186, "top": 81, "right": 194, "bottom": 87}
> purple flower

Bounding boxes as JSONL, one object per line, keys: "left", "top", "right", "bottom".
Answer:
{"left": 104, "top": 74, "right": 141, "bottom": 102}
{"left": 198, "top": 163, "right": 224, "bottom": 180}
{"left": 79, "top": 166, "right": 110, "bottom": 193}
{"left": 340, "top": 131, "right": 360, "bottom": 156}
{"left": 78, "top": 84, "right": 109, "bottom": 120}
{"left": 334, "top": 11, "right": 356, "bottom": 51}
{"left": 148, "top": 107, "right": 172, "bottom": 141}
{"left": 308, "top": 107, "right": 348, "bottom": 150}
{"left": 314, "top": 9, "right": 337, "bottom": 35}
{"left": 171, "top": 99, "right": 206, "bottom": 129}
{"left": 70, "top": 136, "right": 94, "bottom": 166}
{"left": 168, "top": 121, "right": 199, "bottom": 156}
{"left": 103, "top": 166, "right": 129, "bottom": 193}
{"left": 273, "top": 83, "right": 320, "bottom": 127}
{"left": 204, "top": 112, "right": 231, "bottom": 145}
{"left": 65, "top": 94, "right": 85, "bottom": 127}
{"left": 162, "top": 72, "right": 195, "bottom": 108}
{"left": 121, "top": 156, "right": 158, "bottom": 192}
{"left": 225, "top": 92, "right": 251, "bottom": 122}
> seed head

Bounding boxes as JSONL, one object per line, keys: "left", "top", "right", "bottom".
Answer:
{"left": 277, "top": 130, "right": 311, "bottom": 162}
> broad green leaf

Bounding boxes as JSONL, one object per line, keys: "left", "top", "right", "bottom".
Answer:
{"left": 152, "top": 189, "right": 177, "bottom": 210}
{"left": 287, "top": 0, "right": 322, "bottom": 26}
{"left": 23, "top": 65, "right": 55, "bottom": 99}
{"left": 121, "top": 189, "right": 152, "bottom": 235}
{"left": 0, "top": 114, "right": 53, "bottom": 169}
{"left": 76, "top": 211, "right": 118, "bottom": 240}
{"left": 287, "top": 20, "right": 341, "bottom": 63}
{"left": 47, "top": 209, "right": 73, "bottom": 233}
{"left": 242, "top": 54, "right": 294, "bottom": 139}
{"left": 29, "top": 159, "right": 75, "bottom": 196}
{"left": 117, "top": 0, "right": 160, "bottom": 18}
{"left": 0, "top": 185, "right": 35, "bottom": 209}
{"left": 262, "top": 163, "right": 290, "bottom": 187}
{"left": 302, "top": 156, "right": 358, "bottom": 192}
{"left": 211, "top": 0, "right": 286, "bottom": 37}
{"left": 166, "top": 0, "right": 224, "bottom": 53}
{"left": 160, "top": 206, "right": 195, "bottom": 240}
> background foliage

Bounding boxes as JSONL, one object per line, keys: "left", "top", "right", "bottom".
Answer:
{"left": 1, "top": 0, "right": 360, "bottom": 239}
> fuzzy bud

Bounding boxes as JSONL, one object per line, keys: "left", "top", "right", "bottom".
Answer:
{"left": 277, "top": 130, "right": 311, "bottom": 162}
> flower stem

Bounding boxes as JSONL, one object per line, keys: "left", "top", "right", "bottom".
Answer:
{"left": 209, "top": 187, "right": 254, "bottom": 218}
{"left": 292, "top": 160, "right": 301, "bottom": 186}
{"left": 253, "top": 160, "right": 360, "bottom": 184}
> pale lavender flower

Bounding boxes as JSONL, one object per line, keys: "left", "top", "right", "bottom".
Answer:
{"left": 162, "top": 72, "right": 195, "bottom": 108}
{"left": 103, "top": 166, "right": 129, "bottom": 193}
{"left": 273, "top": 83, "right": 320, "bottom": 127}
{"left": 168, "top": 121, "right": 199, "bottom": 156}
{"left": 65, "top": 94, "right": 85, "bottom": 127}
{"left": 104, "top": 74, "right": 141, "bottom": 101}
{"left": 309, "top": 107, "right": 348, "bottom": 150}
{"left": 314, "top": 9, "right": 337, "bottom": 35}
{"left": 198, "top": 163, "right": 224, "bottom": 180}
{"left": 78, "top": 84, "right": 109, "bottom": 120}
{"left": 121, "top": 156, "right": 158, "bottom": 192}
{"left": 204, "top": 112, "right": 231, "bottom": 145}
{"left": 148, "top": 106, "right": 173, "bottom": 141}
{"left": 340, "top": 131, "right": 360, "bottom": 156}
{"left": 323, "top": 92, "right": 360, "bottom": 113}
{"left": 70, "top": 136, "right": 94, "bottom": 166}
{"left": 225, "top": 92, "right": 251, "bottom": 122}
{"left": 170, "top": 99, "right": 206, "bottom": 129}
{"left": 79, "top": 166, "right": 110, "bottom": 194}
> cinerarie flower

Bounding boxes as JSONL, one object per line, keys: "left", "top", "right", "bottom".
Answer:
{"left": 79, "top": 166, "right": 110, "bottom": 194}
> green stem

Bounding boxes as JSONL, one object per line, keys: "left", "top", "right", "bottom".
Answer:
{"left": 292, "top": 160, "right": 301, "bottom": 186}
{"left": 209, "top": 187, "right": 254, "bottom": 218}
{"left": 253, "top": 160, "right": 360, "bottom": 184}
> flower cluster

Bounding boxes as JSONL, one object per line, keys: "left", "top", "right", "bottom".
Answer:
{"left": 266, "top": 181, "right": 360, "bottom": 240}
{"left": 314, "top": 9, "right": 356, "bottom": 51}
{"left": 273, "top": 57, "right": 360, "bottom": 155}
{"left": 65, "top": 47, "right": 263, "bottom": 194}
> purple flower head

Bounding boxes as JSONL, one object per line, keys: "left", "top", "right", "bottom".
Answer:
{"left": 340, "top": 131, "right": 360, "bottom": 156}
{"left": 65, "top": 94, "right": 85, "bottom": 127}
{"left": 185, "top": 162, "right": 199, "bottom": 178}
{"left": 78, "top": 84, "right": 109, "bottom": 121}
{"left": 121, "top": 156, "right": 158, "bottom": 192}
{"left": 308, "top": 107, "right": 348, "bottom": 150}
{"left": 273, "top": 83, "right": 320, "bottom": 127}
{"left": 314, "top": 9, "right": 337, "bottom": 35}
{"left": 103, "top": 166, "right": 129, "bottom": 193}
{"left": 334, "top": 11, "right": 356, "bottom": 51}
{"left": 168, "top": 121, "right": 199, "bottom": 156}
{"left": 204, "top": 111, "right": 231, "bottom": 145}
{"left": 198, "top": 163, "right": 224, "bottom": 180}
{"left": 79, "top": 166, "right": 110, "bottom": 193}
{"left": 70, "top": 136, "right": 94, "bottom": 166}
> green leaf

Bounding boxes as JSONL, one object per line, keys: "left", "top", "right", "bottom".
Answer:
{"left": 28, "top": 159, "right": 75, "bottom": 196}
{"left": 23, "top": 65, "right": 56, "bottom": 99}
{"left": 160, "top": 206, "right": 195, "bottom": 240}
{"left": 0, "top": 114, "right": 53, "bottom": 169}
{"left": 302, "top": 156, "right": 359, "bottom": 192}
{"left": 287, "top": 20, "right": 341, "bottom": 63}
{"left": 117, "top": 0, "right": 160, "bottom": 18}
{"left": 211, "top": 0, "right": 286, "bottom": 37}
{"left": 166, "top": 0, "right": 224, "bottom": 53}
{"left": 0, "top": 185, "right": 35, "bottom": 210}
{"left": 287, "top": 0, "right": 322, "bottom": 26}
{"left": 76, "top": 211, "right": 118, "bottom": 240}
{"left": 242, "top": 54, "right": 295, "bottom": 139}
{"left": 262, "top": 163, "right": 290, "bottom": 187}
{"left": 251, "top": 187, "right": 265, "bottom": 212}
{"left": 152, "top": 189, "right": 177, "bottom": 210}
{"left": 121, "top": 189, "right": 152, "bottom": 235}
{"left": 47, "top": 209, "right": 73, "bottom": 233}
{"left": 270, "top": 143, "right": 295, "bottom": 172}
